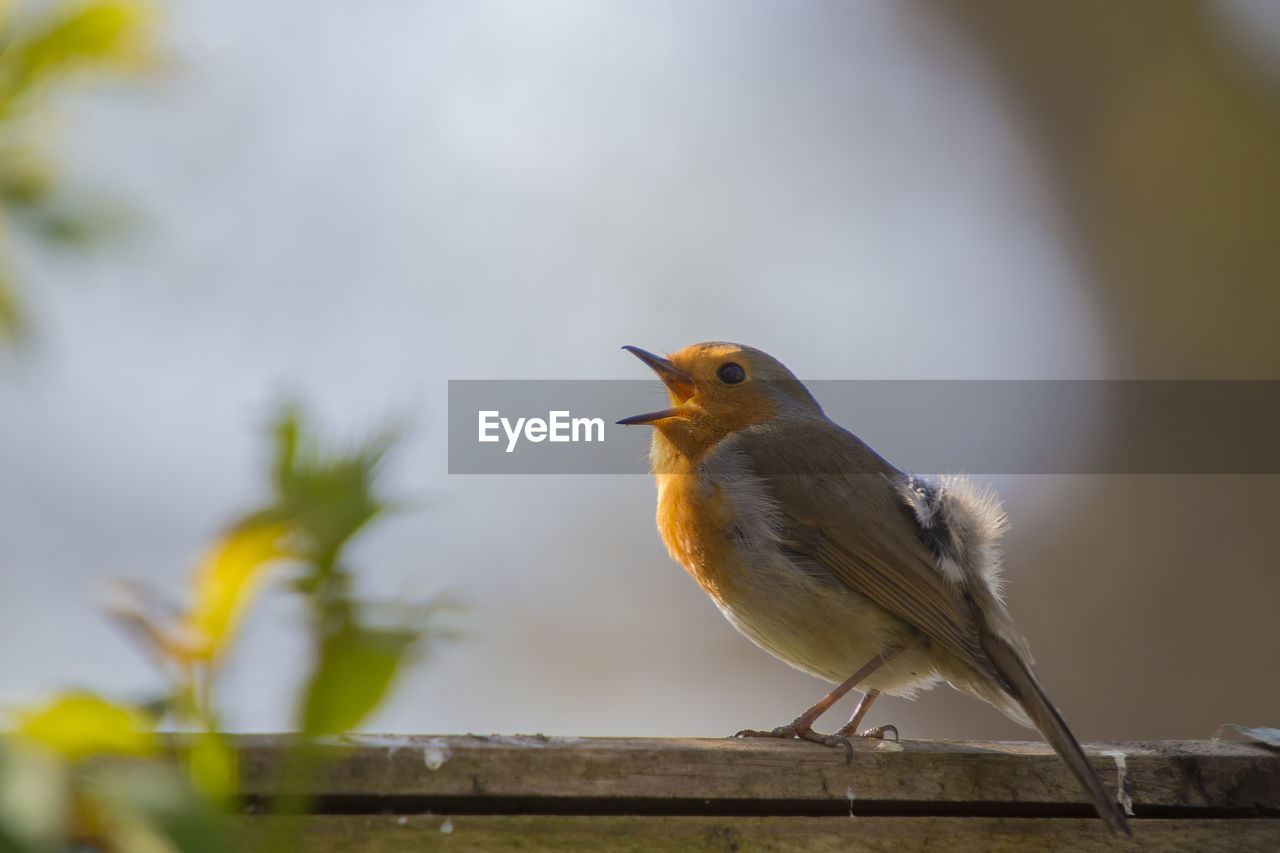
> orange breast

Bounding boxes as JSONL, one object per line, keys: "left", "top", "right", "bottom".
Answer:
{"left": 655, "top": 471, "right": 740, "bottom": 604}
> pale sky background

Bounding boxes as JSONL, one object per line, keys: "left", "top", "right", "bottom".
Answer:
{"left": 2, "top": 1, "right": 1276, "bottom": 741}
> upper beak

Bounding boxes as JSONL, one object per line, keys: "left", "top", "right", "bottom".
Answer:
{"left": 617, "top": 345, "right": 697, "bottom": 425}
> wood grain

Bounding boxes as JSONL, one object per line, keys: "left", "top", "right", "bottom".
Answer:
{"left": 234, "top": 734, "right": 1279, "bottom": 817}
{"left": 235, "top": 815, "right": 1280, "bottom": 852}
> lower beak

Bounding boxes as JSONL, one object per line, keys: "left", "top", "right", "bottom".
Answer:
{"left": 618, "top": 345, "right": 696, "bottom": 425}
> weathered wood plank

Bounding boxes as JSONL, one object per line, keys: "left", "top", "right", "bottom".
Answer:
{"left": 234, "top": 815, "right": 1280, "bottom": 852}
{"left": 235, "top": 735, "right": 1280, "bottom": 816}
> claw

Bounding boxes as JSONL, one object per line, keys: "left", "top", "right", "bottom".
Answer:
{"left": 732, "top": 724, "right": 854, "bottom": 762}
{"left": 836, "top": 722, "right": 901, "bottom": 742}
{"left": 862, "top": 724, "right": 898, "bottom": 742}
{"left": 797, "top": 729, "right": 854, "bottom": 762}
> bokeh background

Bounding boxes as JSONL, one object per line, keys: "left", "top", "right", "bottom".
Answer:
{"left": 2, "top": 0, "right": 1278, "bottom": 742}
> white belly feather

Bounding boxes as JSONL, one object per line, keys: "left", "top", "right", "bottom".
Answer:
{"left": 698, "top": 448, "right": 945, "bottom": 698}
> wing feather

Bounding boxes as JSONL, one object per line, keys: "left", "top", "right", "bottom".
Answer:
{"left": 722, "top": 418, "right": 996, "bottom": 681}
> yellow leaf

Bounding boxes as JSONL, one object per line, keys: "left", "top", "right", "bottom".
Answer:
{"left": 17, "top": 2, "right": 157, "bottom": 76}
{"left": 170, "top": 522, "right": 290, "bottom": 662}
{"left": 15, "top": 692, "right": 157, "bottom": 761}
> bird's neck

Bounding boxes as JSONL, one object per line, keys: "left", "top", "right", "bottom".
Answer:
{"left": 648, "top": 429, "right": 697, "bottom": 476}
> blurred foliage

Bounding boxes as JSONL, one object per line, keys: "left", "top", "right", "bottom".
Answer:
{"left": 0, "top": 0, "right": 155, "bottom": 342}
{"left": 1, "top": 406, "right": 449, "bottom": 851}
{"left": 253, "top": 406, "right": 441, "bottom": 738}
{"left": 0, "top": 693, "right": 230, "bottom": 852}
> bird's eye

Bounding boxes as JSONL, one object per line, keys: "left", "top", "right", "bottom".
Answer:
{"left": 717, "top": 362, "right": 746, "bottom": 384}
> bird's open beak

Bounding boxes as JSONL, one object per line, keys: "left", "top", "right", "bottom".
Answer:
{"left": 617, "top": 346, "right": 697, "bottom": 425}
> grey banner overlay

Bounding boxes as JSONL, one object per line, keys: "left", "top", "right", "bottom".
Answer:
{"left": 448, "top": 380, "right": 1280, "bottom": 474}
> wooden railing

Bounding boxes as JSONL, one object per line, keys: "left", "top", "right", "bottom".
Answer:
{"left": 233, "top": 734, "right": 1280, "bottom": 850}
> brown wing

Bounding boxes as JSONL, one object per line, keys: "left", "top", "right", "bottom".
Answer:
{"left": 722, "top": 417, "right": 996, "bottom": 681}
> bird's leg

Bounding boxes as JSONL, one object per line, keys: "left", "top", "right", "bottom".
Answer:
{"left": 735, "top": 647, "right": 901, "bottom": 760}
{"left": 835, "top": 688, "right": 897, "bottom": 741}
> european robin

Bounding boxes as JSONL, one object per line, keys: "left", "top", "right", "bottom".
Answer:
{"left": 619, "top": 342, "right": 1130, "bottom": 835}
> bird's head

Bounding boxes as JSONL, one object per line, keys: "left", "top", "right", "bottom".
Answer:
{"left": 618, "top": 342, "right": 822, "bottom": 460}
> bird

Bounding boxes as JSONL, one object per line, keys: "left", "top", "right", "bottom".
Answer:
{"left": 617, "top": 341, "right": 1130, "bottom": 835}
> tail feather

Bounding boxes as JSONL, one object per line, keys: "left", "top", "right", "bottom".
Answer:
{"left": 980, "top": 632, "right": 1132, "bottom": 836}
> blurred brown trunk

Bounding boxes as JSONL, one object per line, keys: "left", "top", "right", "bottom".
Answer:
{"left": 921, "top": 1, "right": 1280, "bottom": 740}
{"left": 933, "top": 0, "right": 1280, "bottom": 378}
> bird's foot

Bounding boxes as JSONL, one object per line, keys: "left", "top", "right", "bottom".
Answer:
{"left": 835, "top": 723, "right": 899, "bottom": 742}
{"left": 733, "top": 723, "right": 855, "bottom": 762}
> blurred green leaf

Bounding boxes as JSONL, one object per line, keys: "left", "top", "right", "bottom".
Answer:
{"left": 262, "top": 405, "right": 397, "bottom": 568}
{"left": 13, "top": 2, "right": 152, "bottom": 80}
{"left": 0, "top": 268, "right": 20, "bottom": 341}
{"left": 187, "top": 730, "right": 237, "bottom": 809}
{"left": 0, "top": 1, "right": 157, "bottom": 344}
{"left": 0, "top": 155, "right": 54, "bottom": 208}
{"left": 0, "top": 147, "right": 133, "bottom": 248}
{"left": 301, "top": 625, "right": 418, "bottom": 736}
{"left": 11, "top": 190, "right": 133, "bottom": 248}
{"left": 82, "top": 761, "right": 233, "bottom": 853}
{"left": 0, "top": 741, "right": 68, "bottom": 852}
